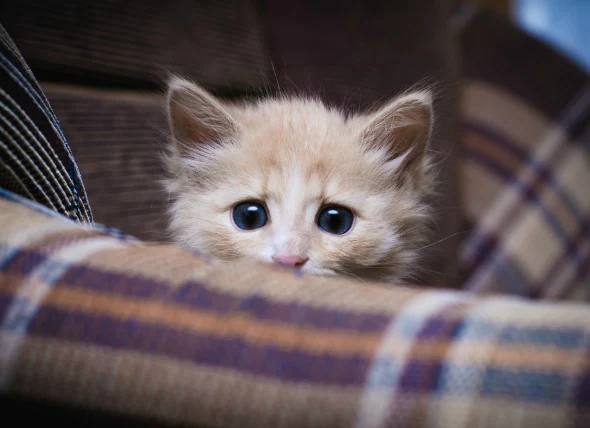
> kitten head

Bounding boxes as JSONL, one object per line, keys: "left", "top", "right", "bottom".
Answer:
{"left": 163, "top": 77, "right": 436, "bottom": 283}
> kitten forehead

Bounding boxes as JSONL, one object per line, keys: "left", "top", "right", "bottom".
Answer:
{"left": 228, "top": 98, "right": 359, "bottom": 151}
{"left": 217, "top": 98, "right": 384, "bottom": 193}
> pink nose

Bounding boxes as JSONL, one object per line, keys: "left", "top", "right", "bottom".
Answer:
{"left": 272, "top": 254, "right": 309, "bottom": 268}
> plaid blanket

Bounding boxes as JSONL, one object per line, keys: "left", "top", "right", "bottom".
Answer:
{"left": 1, "top": 188, "right": 590, "bottom": 427}
{"left": 460, "top": 81, "right": 590, "bottom": 300}
{"left": 458, "top": 12, "right": 590, "bottom": 301}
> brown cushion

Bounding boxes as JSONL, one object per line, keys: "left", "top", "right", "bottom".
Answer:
{"left": 0, "top": 0, "right": 272, "bottom": 91}
{"left": 42, "top": 83, "right": 169, "bottom": 241}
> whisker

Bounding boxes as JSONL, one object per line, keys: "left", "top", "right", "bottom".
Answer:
{"left": 414, "top": 229, "right": 473, "bottom": 252}
{"left": 406, "top": 265, "right": 461, "bottom": 279}
{"left": 337, "top": 268, "right": 369, "bottom": 285}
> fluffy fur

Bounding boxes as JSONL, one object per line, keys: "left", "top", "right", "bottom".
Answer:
{"left": 163, "top": 77, "right": 437, "bottom": 283}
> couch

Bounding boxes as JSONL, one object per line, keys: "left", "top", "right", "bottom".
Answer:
{"left": 0, "top": 2, "right": 589, "bottom": 427}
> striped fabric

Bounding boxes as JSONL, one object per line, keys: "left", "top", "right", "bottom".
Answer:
{"left": 0, "top": 0, "right": 272, "bottom": 91}
{"left": 458, "top": 11, "right": 590, "bottom": 301}
{"left": 460, "top": 81, "right": 590, "bottom": 301}
{"left": 0, "top": 24, "right": 92, "bottom": 223}
{"left": 1, "top": 188, "right": 590, "bottom": 428}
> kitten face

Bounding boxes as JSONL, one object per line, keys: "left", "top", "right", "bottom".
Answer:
{"left": 164, "top": 77, "right": 436, "bottom": 283}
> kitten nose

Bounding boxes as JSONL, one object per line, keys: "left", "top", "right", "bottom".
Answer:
{"left": 272, "top": 254, "right": 309, "bottom": 268}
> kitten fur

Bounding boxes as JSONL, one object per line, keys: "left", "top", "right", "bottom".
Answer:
{"left": 163, "top": 76, "right": 437, "bottom": 284}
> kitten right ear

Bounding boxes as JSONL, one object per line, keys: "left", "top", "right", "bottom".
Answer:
{"left": 360, "top": 90, "right": 434, "bottom": 186}
{"left": 167, "top": 77, "right": 239, "bottom": 156}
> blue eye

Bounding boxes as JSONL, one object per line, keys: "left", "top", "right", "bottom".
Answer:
{"left": 232, "top": 201, "right": 268, "bottom": 230}
{"left": 317, "top": 205, "right": 354, "bottom": 235}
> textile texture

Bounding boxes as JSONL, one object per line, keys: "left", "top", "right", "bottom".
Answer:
{"left": 457, "top": 11, "right": 590, "bottom": 301}
{"left": 0, "top": 0, "right": 272, "bottom": 91}
{"left": 0, "top": 189, "right": 589, "bottom": 428}
{"left": 41, "top": 84, "right": 169, "bottom": 241}
{"left": 0, "top": 24, "right": 92, "bottom": 223}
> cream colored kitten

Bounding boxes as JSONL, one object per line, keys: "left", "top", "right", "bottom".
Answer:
{"left": 163, "top": 77, "right": 437, "bottom": 283}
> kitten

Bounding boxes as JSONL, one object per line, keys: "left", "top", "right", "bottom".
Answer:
{"left": 163, "top": 76, "right": 437, "bottom": 284}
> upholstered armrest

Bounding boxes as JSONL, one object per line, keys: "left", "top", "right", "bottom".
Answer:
{"left": 0, "top": 190, "right": 588, "bottom": 428}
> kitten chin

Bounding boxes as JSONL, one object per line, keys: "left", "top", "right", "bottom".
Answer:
{"left": 162, "top": 76, "right": 437, "bottom": 285}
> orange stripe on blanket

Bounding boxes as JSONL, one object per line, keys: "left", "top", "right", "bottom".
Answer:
{"left": 0, "top": 279, "right": 382, "bottom": 356}
{"left": 0, "top": 279, "right": 586, "bottom": 372}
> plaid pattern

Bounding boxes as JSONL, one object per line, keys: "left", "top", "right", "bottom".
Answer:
{"left": 1, "top": 189, "right": 590, "bottom": 427}
{"left": 458, "top": 11, "right": 590, "bottom": 301}
{"left": 460, "top": 81, "right": 590, "bottom": 301}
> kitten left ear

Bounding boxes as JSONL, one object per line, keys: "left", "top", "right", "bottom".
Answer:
{"left": 360, "top": 91, "right": 433, "bottom": 184}
{"left": 166, "top": 76, "right": 239, "bottom": 157}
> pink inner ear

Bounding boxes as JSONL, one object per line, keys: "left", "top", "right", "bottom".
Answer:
{"left": 366, "top": 98, "right": 431, "bottom": 148}
{"left": 172, "top": 101, "right": 222, "bottom": 147}
{"left": 360, "top": 94, "right": 433, "bottom": 184}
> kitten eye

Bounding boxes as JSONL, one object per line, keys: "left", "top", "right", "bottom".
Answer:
{"left": 317, "top": 205, "right": 354, "bottom": 235}
{"left": 232, "top": 201, "right": 268, "bottom": 231}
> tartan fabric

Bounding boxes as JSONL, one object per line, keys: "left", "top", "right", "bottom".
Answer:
{"left": 0, "top": 24, "right": 92, "bottom": 223}
{"left": 458, "top": 11, "right": 590, "bottom": 301}
{"left": 1, "top": 189, "right": 590, "bottom": 428}
{"left": 460, "top": 81, "right": 590, "bottom": 301}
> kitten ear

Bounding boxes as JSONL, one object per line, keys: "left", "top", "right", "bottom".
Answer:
{"left": 360, "top": 90, "right": 433, "bottom": 185}
{"left": 167, "top": 76, "right": 239, "bottom": 156}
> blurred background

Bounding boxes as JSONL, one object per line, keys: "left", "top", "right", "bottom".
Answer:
{"left": 459, "top": 0, "right": 590, "bottom": 72}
